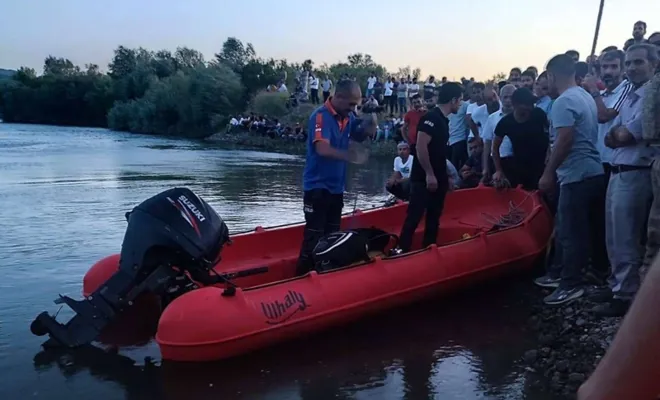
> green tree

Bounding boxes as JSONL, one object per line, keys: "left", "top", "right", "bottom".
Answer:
{"left": 152, "top": 50, "right": 177, "bottom": 78}
{"left": 14, "top": 67, "right": 37, "bottom": 84}
{"left": 327, "top": 53, "right": 388, "bottom": 89}
{"left": 174, "top": 47, "right": 205, "bottom": 70}
{"left": 108, "top": 64, "right": 243, "bottom": 138}
{"left": 43, "top": 56, "right": 80, "bottom": 76}
{"left": 215, "top": 37, "right": 256, "bottom": 71}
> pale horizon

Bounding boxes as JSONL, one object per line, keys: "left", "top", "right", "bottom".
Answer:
{"left": 1, "top": 0, "right": 659, "bottom": 81}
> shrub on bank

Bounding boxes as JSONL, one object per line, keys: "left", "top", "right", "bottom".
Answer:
{"left": 249, "top": 91, "right": 319, "bottom": 127}
{"left": 250, "top": 91, "right": 289, "bottom": 118}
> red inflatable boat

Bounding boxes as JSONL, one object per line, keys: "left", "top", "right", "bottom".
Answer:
{"left": 77, "top": 186, "right": 551, "bottom": 362}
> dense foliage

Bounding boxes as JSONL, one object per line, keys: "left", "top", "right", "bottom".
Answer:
{"left": 0, "top": 37, "right": 505, "bottom": 137}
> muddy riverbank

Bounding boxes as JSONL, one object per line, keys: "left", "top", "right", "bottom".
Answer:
{"left": 208, "top": 132, "right": 398, "bottom": 157}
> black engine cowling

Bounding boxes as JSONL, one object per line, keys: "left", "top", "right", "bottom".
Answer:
{"left": 31, "top": 187, "right": 233, "bottom": 349}
{"left": 119, "top": 187, "right": 230, "bottom": 282}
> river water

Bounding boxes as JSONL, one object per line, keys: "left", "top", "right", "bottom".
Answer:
{"left": 0, "top": 124, "right": 557, "bottom": 400}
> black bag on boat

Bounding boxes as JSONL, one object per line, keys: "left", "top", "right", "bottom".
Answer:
{"left": 312, "top": 227, "right": 397, "bottom": 272}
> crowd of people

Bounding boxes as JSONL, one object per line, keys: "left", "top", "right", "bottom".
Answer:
{"left": 293, "top": 20, "right": 660, "bottom": 398}
{"left": 228, "top": 114, "right": 308, "bottom": 141}
{"left": 384, "top": 21, "right": 660, "bottom": 311}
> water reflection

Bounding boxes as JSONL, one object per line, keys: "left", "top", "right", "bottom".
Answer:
{"left": 29, "top": 278, "right": 547, "bottom": 400}
{"left": 2, "top": 124, "right": 554, "bottom": 400}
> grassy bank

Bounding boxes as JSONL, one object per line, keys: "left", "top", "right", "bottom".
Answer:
{"left": 209, "top": 133, "right": 398, "bottom": 157}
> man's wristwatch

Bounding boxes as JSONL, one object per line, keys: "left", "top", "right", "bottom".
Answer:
{"left": 591, "top": 91, "right": 601, "bottom": 98}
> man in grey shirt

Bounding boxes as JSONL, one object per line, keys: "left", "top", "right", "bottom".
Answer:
{"left": 595, "top": 44, "right": 659, "bottom": 317}
{"left": 447, "top": 99, "right": 470, "bottom": 169}
{"left": 537, "top": 54, "right": 607, "bottom": 306}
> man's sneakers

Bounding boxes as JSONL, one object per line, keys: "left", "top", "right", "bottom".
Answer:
{"left": 534, "top": 275, "right": 583, "bottom": 305}
{"left": 533, "top": 275, "right": 561, "bottom": 288}
{"left": 543, "top": 286, "right": 585, "bottom": 305}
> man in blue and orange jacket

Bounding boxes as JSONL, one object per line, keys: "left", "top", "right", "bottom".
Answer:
{"left": 296, "top": 79, "right": 377, "bottom": 275}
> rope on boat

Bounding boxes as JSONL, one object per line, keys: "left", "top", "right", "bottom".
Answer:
{"left": 480, "top": 191, "right": 536, "bottom": 228}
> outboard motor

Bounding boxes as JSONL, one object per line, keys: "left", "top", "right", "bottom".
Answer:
{"left": 31, "top": 187, "right": 231, "bottom": 348}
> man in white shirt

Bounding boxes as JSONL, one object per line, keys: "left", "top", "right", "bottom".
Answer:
{"left": 309, "top": 73, "right": 320, "bottom": 105}
{"left": 386, "top": 141, "right": 461, "bottom": 201}
{"left": 322, "top": 76, "right": 333, "bottom": 102}
{"left": 470, "top": 87, "right": 501, "bottom": 139}
{"left": 596, "top": 44, "right": 659, "bottom": 316}
{"left": 466, "top": 82, "right": 486, "bottom": 138}
{"left": 384, "top": 77, "right": 395, "bottom": 115}
{"left": 386, "top": 142, "right": 414, "bottom": 200}
{"left": 535, "top": 71, "right": 553, "bottom": 115}
{"left": 366, "top": 73, "right": 377, "bottom": 97}
{"left": 397, "top": 79, "right": 408, "bottom": 113}
{"left": 481, "top": 84, "right": 516, "bottom": 183}
{"left": 582, "top": 49, "right": 633, "bottom": 182}
{"left": 423, "top": 76, "right": 436, "bottom": 106}
{"left": 408, "top": 78, "right": 420, "bottom": 101}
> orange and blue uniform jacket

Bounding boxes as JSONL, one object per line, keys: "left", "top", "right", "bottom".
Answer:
{"left": 302, "top": 99, "right": 367, "bottom": 194}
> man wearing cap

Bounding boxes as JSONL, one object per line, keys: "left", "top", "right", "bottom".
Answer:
{"left": 386, "top": 142, "right": 414, "bottom": 200}
{"left": 492, "top": 88, "right": 549, "bottom": 190}
{"left": 296, "top": 80, "right": 377, "bottom": 275}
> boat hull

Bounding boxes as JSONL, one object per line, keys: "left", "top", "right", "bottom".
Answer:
{"left": 151, "top": 187, "right": 552, "bottom": 362}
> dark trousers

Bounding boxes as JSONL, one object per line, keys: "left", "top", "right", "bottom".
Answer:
{"left": 387, "top": 179, "right": 411, "bottom": 201}
{"left": 388, "top": 96, "right": 397, "bottom": 114}
{"left": 449, "top": 140, "right": 468, "bottom": 171}
{"left": 554, "top": 175, "right": 608, "bottom": 289}
{"left": 499, "top": 157, "right": 517, "bottom": 185}
{"left": 399, "top": 182, "right": 447, "bottom": 252}
{"left": 296, "top": 189, "right": 344, "bottom": 275}
{"left": 311, "top": 89, "right": 319, "bottom": 104}
{"left": 512, "top": 159, "right": 544, "bottom": 190}
{"left": 322, "top": 91, "right": 330, "bottom": 102}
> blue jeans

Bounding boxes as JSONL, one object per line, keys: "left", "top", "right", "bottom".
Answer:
{"left": 606, "top": 169, "right": 653, "bottom": 299}
{"left": 397, "top": 97, "right": 407, "bottom": 113}
{"left": 556, "top": 175, "right": 607, "bottom": 289}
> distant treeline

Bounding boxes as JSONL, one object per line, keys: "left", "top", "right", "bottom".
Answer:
{"left": 0, "top": 38, "right": 424, "bottom": 138}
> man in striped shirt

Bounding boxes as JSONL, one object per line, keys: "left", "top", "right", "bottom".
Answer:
{"left": 582, "top": 49, "right": 633, "bottom": 181}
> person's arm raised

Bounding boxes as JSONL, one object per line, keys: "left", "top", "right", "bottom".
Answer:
{"left": 311, "top": 113, "right": 349, "bottom": 161}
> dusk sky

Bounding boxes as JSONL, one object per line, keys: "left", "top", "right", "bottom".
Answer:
{"left": 1, "top": 0, "right": 659, "bottom": 80}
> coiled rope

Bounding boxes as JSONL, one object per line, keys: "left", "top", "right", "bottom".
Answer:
{"left": 480, "top": 190, "right": 536, "bottom": 228}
